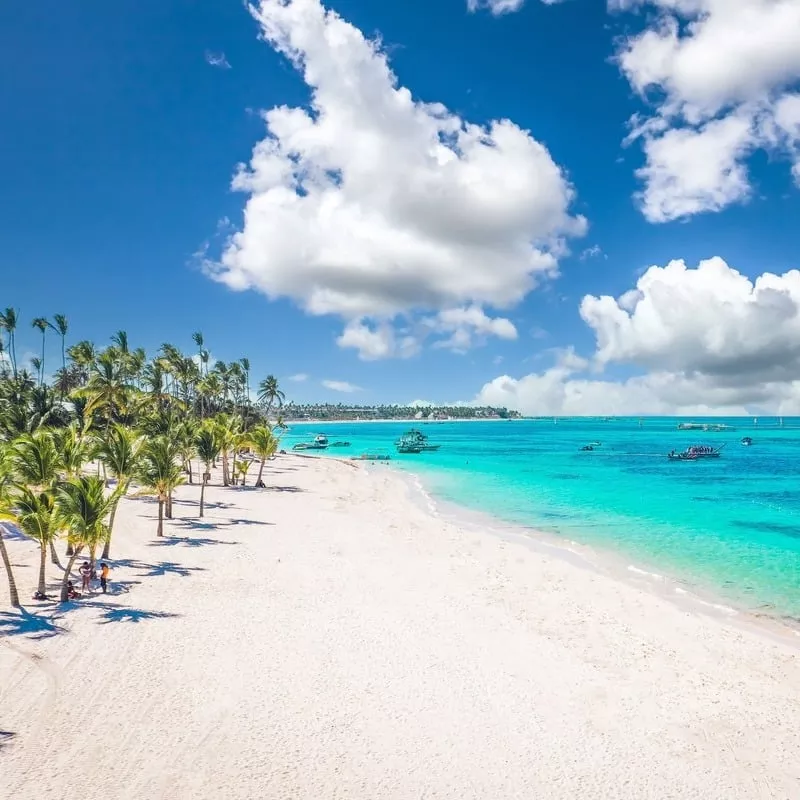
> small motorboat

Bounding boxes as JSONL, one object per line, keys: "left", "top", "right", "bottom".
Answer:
{"left": 580, "top": 445, "right": 594, "bottom": 451}
{"left": 741, "top": 436, "right": 753, "bottom": 446}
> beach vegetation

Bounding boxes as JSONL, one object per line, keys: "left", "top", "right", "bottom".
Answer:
{"left": 0, "top": 313, "right": 287, "bottom": 604}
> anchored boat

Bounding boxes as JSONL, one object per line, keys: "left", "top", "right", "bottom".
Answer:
{"left": 396, "top": 428, "right": 441, "bottom": 454}
{"left": 292, "top": 433, "right": 330, "bottom": 451}
{"left": 667, "top": 445, "right": 724, "bottom": 461}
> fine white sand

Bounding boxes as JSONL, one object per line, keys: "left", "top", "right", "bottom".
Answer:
{"left": 1, "top": 455, "right": 799, "bottom": 799}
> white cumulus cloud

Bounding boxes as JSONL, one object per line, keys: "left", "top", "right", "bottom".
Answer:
{"left": 209, "top": 0, "right": 585, "bottom": 357}
{"left": 475, "top": 256, "right": 800, "bottom": 415}
{"left": 287, "top": 373, "right": 308, "bottom": 382}
{"left": 613, "top": 0, "right": 800, "bottom": 221}
{"left": 204, "top": 50, "right": 231, "bottom": 69}
{"left": 467, "top": 0, "right": 526, "bottom": 13}
{"left": 321, "top": 379, "right": 362, "bottom": 393}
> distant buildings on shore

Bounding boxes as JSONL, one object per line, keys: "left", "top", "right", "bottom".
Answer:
{"left": 280, "top": 403, "right": 521, "bottom": 421}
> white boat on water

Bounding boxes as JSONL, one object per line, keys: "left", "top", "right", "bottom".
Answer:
{"left": 677, "top": 422, "right": 736, "bottom": 432}
{"left": 314, "top": 434, "right": 329, "bottom": 447}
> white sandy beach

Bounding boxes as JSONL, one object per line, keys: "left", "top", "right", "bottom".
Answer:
{"left": 1, "top": 455, "right": 799, "bottom": 799}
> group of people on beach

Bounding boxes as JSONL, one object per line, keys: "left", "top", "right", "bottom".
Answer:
{"left": 63, "top": 562, "right": 110, "bottom": 600}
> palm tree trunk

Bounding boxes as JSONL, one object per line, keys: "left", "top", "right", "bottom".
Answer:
{"left": 60, "top": 545, "right": 84, "bottom": 602}
{"left": 157, "top": 498, "right": 164, "bottom": 536}
{"left": 257, "top": 456, "right": 266, "bottom": 486}
{"left": 40, "top": 332, "right": 45, "bottom": 386}
{"left": 102, "top": 501, "right": 118, "bottom": 560}
{"left": 66, "top": 542, "right": 74, "bottom": 557}
{"left": 166, "top": 491, "right": 172, "bottom": 519}
{"left": 199, "top": 478, "right": 206, "bottom": 518}
{"left": 231, "top": 449, "right": 237, "bottom": 486}
{"left": 187, "top": 460, "right": 193, "bottom": 484}
{"left": 222, "top": 450, "right": 229, "bottom": 486}
{"left": 49, "top": 539, "right": 62, "bottom": 567}
{"left": 0, "top": 526, "right": 20, "bottom": 607}
{"left": 38, "top": 541, "right": 47, "bottom": 596}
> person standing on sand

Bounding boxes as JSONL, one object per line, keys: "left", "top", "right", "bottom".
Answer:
{"left": 79, "top": 561, "right": 91, "bottom": 593}
{"left": 100, "top": 562, "right": 109, "bottom": 594}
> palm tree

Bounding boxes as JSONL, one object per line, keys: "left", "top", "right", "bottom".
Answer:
{"left": 49, "top": 314, "right": 69, "bottom": 381}
{"left": 5, "top": 486, "right": 59, "bottom": 597}
{"left": 258, "top": 375, "right": 285, "bottom": 417}
{"left": 111, "top": 330, "right": 129, "bottom": 354}
{"left": 12, "top": 430, "right": 65, "bottom": 564}
{"left": 240, "top": 358, "right": 251, "bottom": 426}
{"left": 54, "top": 476, "right": 115, "bottom": 601}
{"left": 32, "top": 317, "right": 49, "bottom": 385}
{"left": 175, "top": 418, "right": 199, "bottom": 484}
{"left": 195, "top": 426, "right": 221, "bottom": 518}
{"left": 0, "top": 444, "right": 20, "bottom": 607}
{"left": 94, "top": 424, "right": 143, "bottom": 559}
{"left": 54, "top": 424, "right": 90, "bottom": 479}
{"left": 0, "top": 307, "right": 19, "bottom": 377}
{"left": 11, "top": 430, "right": 62, "bottom": 489}
{"left": 212, "top": 413, "right": 240, "bottom": 486}
{"left": 79, "top": 350, "right": 134, "bottom": 428}
{"left": 237, "top": 459, "right": 252, "bottom": 486}
{"left": 250, "top": 424, "right": 279, "bottom": 486}
{"left": 138, "top": 437, "right": 185, "bottom": 536}
{"left": 192, "top": 332, "right": 204, "bottom": 373}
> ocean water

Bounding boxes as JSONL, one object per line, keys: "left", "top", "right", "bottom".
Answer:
{"left": 284, "top": 419, "right": 800, "bottom": 619}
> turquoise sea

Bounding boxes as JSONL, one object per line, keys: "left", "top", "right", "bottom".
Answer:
{"left": 284, "top": 419, "right": 800, "bottom": 620}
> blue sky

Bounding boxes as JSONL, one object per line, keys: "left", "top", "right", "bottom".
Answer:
{"left": 3, "top": 0, "right": 800, "bottom": 413}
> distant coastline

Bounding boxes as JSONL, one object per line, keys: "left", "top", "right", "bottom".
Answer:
{"left": 285, "top": 417, "right": 523, "bottom": 425}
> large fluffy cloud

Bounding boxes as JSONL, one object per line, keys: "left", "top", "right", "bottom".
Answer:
{"left": 475, "top": 257, "right": 800, "bottom": 415}
{"left": 210, "top": 0, "right": 585, "bottom": 358}
{"left": 614, "top": 0, "right": 800, "bottom": 221}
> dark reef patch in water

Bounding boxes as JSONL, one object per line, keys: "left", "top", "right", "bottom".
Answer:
{"left": 551, "top": 473, "right": 582, "bottom": 481}
{"left": 730, "top": 519, "right": 800, "bottom": 539}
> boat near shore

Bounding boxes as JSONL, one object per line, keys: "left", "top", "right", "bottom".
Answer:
{"left": 396, "top": 428, "right": 441, "bottom": 454}
{"left": 292, "top": 433, "right": 331, "bottom": 451}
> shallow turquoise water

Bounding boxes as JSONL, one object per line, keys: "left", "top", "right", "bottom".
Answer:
{"left": 284, "top": 419, "right": 800, "bottom": 618}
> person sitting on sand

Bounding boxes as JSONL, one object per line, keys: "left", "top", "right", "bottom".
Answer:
{"left": 67, "top": 580, "right": 80, "bottom": 600}
{"left": 100, "top": 562, "right": 109, "bottom": 594}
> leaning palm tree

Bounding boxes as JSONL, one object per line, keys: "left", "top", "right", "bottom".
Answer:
{"left": 5, "top": 485, "right": 59, "bottom": 597}
{"left": 257, "top": 375, "right": 285, "bottom": 417}
{"left": 0, "top": 443, "right": 20, "bottom": 607}
{"left": 54, "top": 476, "right": 115, "bottom": 602}
{"left": 195, "top": 426, "right": 221, "bottom": 518}
{"left": 31, "top": 317, "right": 49, "bottom": 385}
{"left": 94, "top": 423, "right": 143, "bottom": 558}
{"left": 250, "top": 424, "right": 279, "bottom": 487}
{"left": 137, "top": 437, "right": 185, "bottom": 536}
